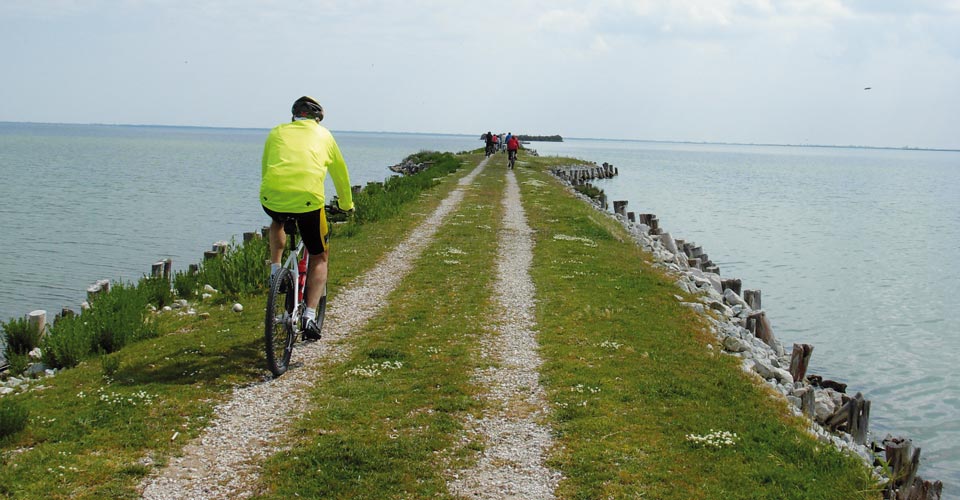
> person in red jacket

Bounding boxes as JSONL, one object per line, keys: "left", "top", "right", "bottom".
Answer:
{"left": 506, "top": 134, "right": 520, "bottom": 169}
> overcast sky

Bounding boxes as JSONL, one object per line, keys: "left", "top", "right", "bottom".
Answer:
{"left": 2, "top": 1, "right": 959, "bottom": 148}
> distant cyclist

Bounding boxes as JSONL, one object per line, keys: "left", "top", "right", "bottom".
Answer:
{"left": 507, "top": 133, "right": 520, "bottom": 168}
{"left": 260, "top": 96, "right": 354, "bottom": 340}
{"left": 484, "top": 131, "right": 494, "bottom": 156}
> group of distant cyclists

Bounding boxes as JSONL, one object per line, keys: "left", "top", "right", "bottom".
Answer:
{"left": 482, "top": 131, "right": 521, "bottom": 168}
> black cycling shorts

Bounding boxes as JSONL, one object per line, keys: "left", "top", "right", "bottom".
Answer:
{"left": 262, "top": 205, "right": 329, "bottom": 255}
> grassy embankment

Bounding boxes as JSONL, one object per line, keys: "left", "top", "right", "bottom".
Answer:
{"left": 0, "top": 150, "right": 879, "bottom": 499}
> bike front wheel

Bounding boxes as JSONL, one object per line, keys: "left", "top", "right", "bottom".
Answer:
{"left": 265, "top": 268, "right": 296, "bottom": 376}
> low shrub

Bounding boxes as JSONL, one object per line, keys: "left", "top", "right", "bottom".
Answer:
{"left": 138, "top": 276, "right": 174, "bottom": 309}
{"left": 195, "top": 237, "right": 269, "bottom": 297}
{"left": 0, "top": 398, "right": 29, "bottom": 439}
{"left": 101, "top": 354, "right": 120, "bottom": 378}
{"left": 173, "top": 269, "right": 200, "bottom": 299}
{"left": 349, "top": 151, "right": 462, "bottom": 226}
{"left": 1, "top": 317, "right": 43, "bottom": 356}
{"left": 4, "top": 353, "right": 30, "bottom": 377}
{"left": 86, "top": 282, "right": 157, "bottom": 353}
{"left": 41, "top": 314, "right": 95, "bottom": 369}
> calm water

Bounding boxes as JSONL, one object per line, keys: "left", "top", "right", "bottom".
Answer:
{"left": 531, "top": 139, "right": 960, "bottom": 494}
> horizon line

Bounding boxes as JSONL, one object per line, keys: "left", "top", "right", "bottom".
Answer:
{"left": 2, "top": 120, "right": 958, "bottom": 153}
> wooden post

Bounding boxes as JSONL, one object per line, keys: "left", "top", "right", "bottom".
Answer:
{"left": 151, "top": 261, "right": 165, "bottom": 278}
{"left": 789, "top": 343, "right": 814, "bottom": 382}
{"left": 59, "top": 307, "right": 75, "bottom": 320}
{"left": 27, "top": 310, "right": 47, "bottom": 336}
{"left": 613, "top": 200, "right": 628, "bottom": 217}
{"left": 163, "top": 258, "right": 172, "bottom": 280}
{"left": 744, "top": 289, "right": 761, "bottom": 310}
{"left": 747, "top": 311, "right": 776, "bottom": 346}
{"left": 261, "top": 225, "right": 270, "bottom": 239}
{"left": 721, "top": 279, "right": 742, "bottom": 296}
{"left": 188, "top": 264, "right": 199, "bottom": 274}
{"left": 687, "top": 258, "right": 701, "bottom": 270}
{"left": 799, "top": 387, "right": 815, "bottom": 419}
{"left": 627, "top": 212, "right": 635, "bottom": 223}
{"left": 243, "top": 231, "right": 260, "bottom": 242}
{"left": 884, "top": 436, "right": 920, "bottom": 493}
{"left": 86, "top": 279, "right": 111, "bottom": 302}
{"left": 855, "top": 398, "right": 870, "bottom": 445}
{"left": 204, "top": 250, "right": 220, "bottom": 261}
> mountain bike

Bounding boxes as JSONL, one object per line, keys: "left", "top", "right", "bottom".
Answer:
{"left": 263, "top": 215, "right": 328, "bottom": 377}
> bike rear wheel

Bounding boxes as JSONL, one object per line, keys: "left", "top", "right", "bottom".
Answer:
{"left": 265, "top": 268, "right": 296, "bottom": 376}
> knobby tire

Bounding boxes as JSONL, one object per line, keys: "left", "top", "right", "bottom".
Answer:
{"left": 265, "top": 268, "right": 296, "bottom": 376}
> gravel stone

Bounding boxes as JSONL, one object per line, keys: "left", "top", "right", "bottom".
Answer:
{"left": 447, "top": 169, "right": 561, "bottom": 500}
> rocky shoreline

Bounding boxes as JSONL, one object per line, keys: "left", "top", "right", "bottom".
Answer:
{"left": 551, "top": 165, "right": 944, "bottom": 500}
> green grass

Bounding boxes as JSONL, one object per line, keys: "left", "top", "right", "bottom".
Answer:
{"left": 0, "top": 150, "right": 879, "bottom": 499}
{"left": 252, "top": 152, "right": 501, "bottom": 498}
{"left": 513, "top": 154, "right": 879, "bottom": 499}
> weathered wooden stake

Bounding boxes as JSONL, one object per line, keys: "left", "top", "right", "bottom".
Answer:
{"left": 27, "top": 310, "right": 47, "bottom": 336}
{"left": 744, "top": 289, "right": 762, "bottom": 310}
{"left": 799, "top": 387, "right": 816, "bottom": 419}
{"left": 884, "top": 436, "right": 919, "bottom": 492}
{"left": 747, "top": 311, "right": 776, "bottom": 346}
{"left": 151, "top": 261, "right": 165, "bottom": 278}
{"left": 789, "top": 343, "right": 814, "bottom": 382}
{"left": 721, "top": 279, "right": 742, "bottom": 296}
{"left": 627, "top": 212, "right": 635, "bottom": 223}
{"left": 613, "top": 200, "right": 628, "bottom": 217}
{"left": 163, "top": 258, "right": 172, "bottom": 280}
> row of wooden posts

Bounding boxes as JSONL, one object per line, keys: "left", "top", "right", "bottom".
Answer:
{"left": 603, "top": 194, "right": 942, "bottom": 499}
{"left": 551, "top": 162, "right": 618, "bottom": 185}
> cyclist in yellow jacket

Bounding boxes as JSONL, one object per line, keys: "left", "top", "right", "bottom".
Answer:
{"left": 260, "top": 96, "right": 354, "bottom": 340}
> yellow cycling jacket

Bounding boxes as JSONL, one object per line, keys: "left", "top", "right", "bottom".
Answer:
{"left": 260, "top": 119, "right": 354, "bottom": 213}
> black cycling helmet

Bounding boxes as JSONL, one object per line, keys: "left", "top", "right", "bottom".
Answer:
{"left": 292, "top": 96, "right": 324, "bottom": 121}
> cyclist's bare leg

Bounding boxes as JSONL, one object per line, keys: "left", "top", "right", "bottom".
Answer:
{"left": 268, "top": 220, "right": 286, "bottom": 265}
{"left": 305, "top": 250, "right": 328, "bottom": 309}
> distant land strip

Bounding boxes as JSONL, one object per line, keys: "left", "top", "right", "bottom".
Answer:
{"left": 518, "top": 134, "right": 563, "bottom": 142}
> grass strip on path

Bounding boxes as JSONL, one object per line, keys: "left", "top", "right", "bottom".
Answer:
{"left": 513, "top": 153, "right": 879, "bottom": 499}
{"left": 252, "top": 154, "right": 507, "bottom": 499}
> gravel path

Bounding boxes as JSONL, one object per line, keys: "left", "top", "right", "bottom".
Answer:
{"left": 139, "top": 158, "right": 489, "bottom": 499}
{"left": 448, "top": 169, "right": 562, "bottom": 499}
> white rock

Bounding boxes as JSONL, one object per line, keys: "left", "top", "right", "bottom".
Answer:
{"left": 28, "top": 347, "right": 42, "bottom": 360}
{"left": 203, "top": 284, "right": 218, "bottom": 293}
{"left": 723, "top": 288, "right": 748, "bottom": 308}
{"left": 723, "top": 336, "right": 750, "bottom": 353}
{"left": 232, "top": 303, "right": 244, "bottom": 313}
{"left": 0, "top": 387, "right": 14, "bottom": 395}
{"left": 680, "top": 302, "right": 705, "bottom": 313}
{"left": 201, "top": 293, "right": 212, "bottom": 300}
{"left": 162, "top": 306, "right": 172, "bottom": 312}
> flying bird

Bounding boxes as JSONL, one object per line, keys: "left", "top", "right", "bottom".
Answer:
{"left": 864, "top": 87, "right": 872, "bottom": 90}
